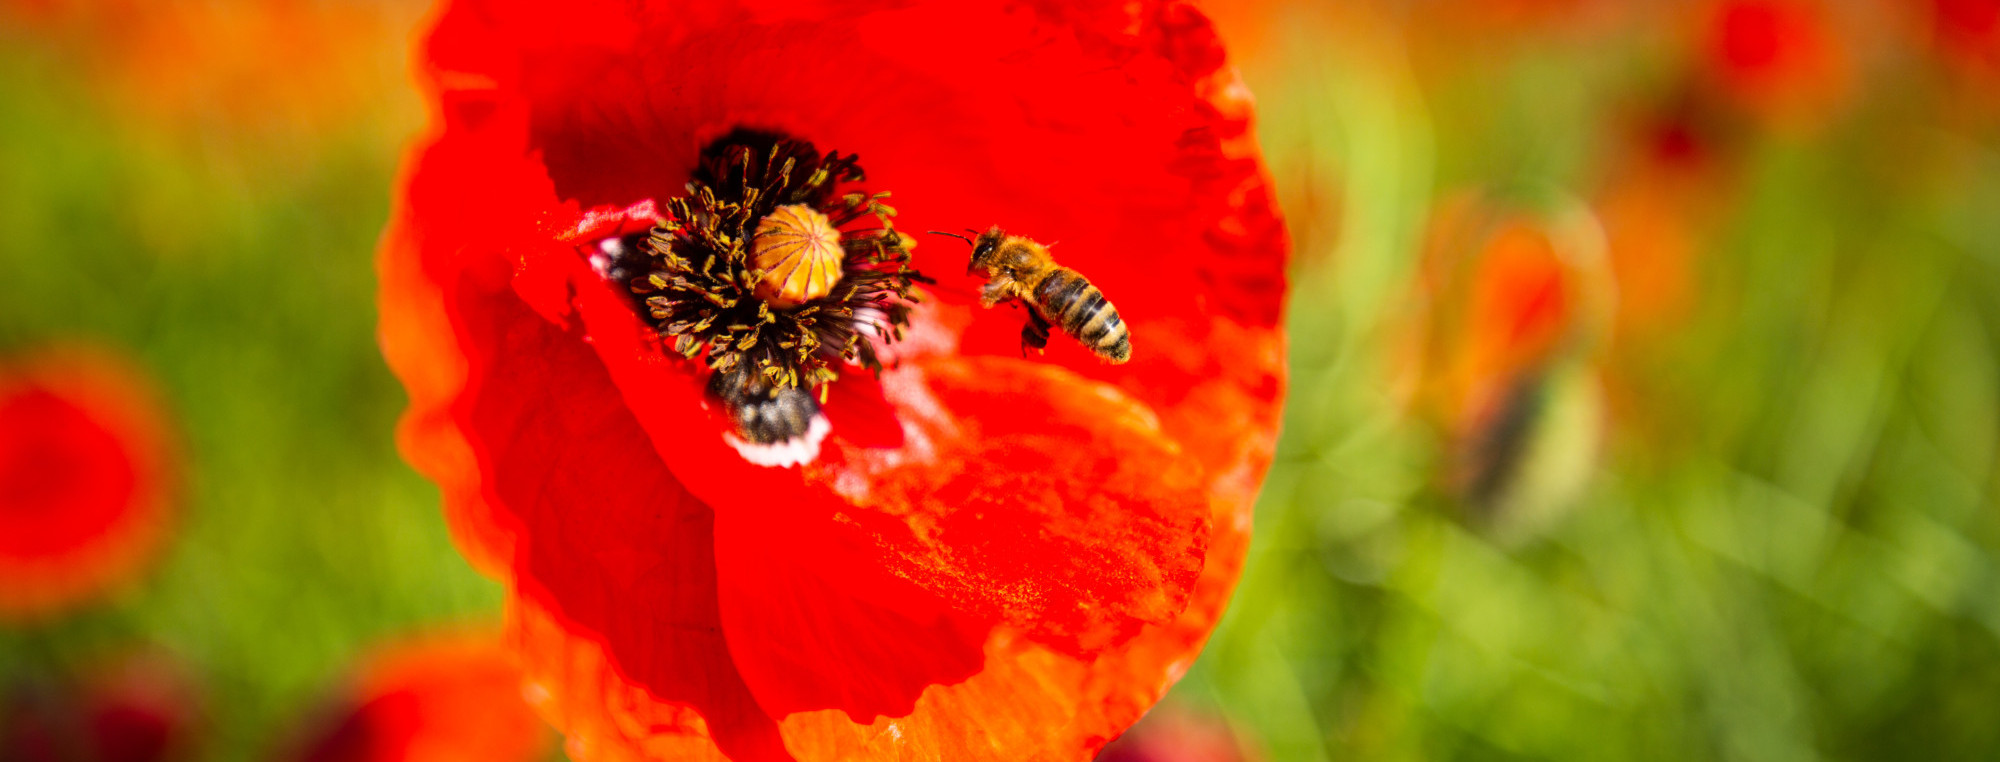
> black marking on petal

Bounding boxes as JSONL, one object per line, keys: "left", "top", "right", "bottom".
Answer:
{"left": 708, "top": 365, "right": 820, "bottom": 445}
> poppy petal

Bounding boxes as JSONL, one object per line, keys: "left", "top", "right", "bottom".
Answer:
{"left": 440, "top": 266, "right": 789, "bottom": 759}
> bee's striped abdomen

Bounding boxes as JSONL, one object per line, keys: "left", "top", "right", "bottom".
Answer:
{"left": 1032, "top": 268, "right": 1132, "bottom": 364}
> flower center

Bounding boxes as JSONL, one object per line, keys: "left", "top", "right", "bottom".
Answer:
{"left": 608, "top": 129, "right": 925, "bottom": 442}
{"left": 752, "top": 204, "right": 844, "bottom": 309}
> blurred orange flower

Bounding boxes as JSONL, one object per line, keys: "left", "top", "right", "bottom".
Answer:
{"left": 286, "top": 632, "right": 552, "bottom": 762}
{"left": 0, "top": 346, "right": 176, "bottom": 622}
{"left": 1411, "top": 196, "right": 1608, "bottom": 424}
{"left": 1402, "top": 193, "right": 1610, "bottom": 541}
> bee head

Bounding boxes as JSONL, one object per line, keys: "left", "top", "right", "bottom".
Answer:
{"left": 967, "top": 227, "right": 1006, "bottom": 275}
{"left": 929, "top": 227, "right": 1008, "bottom": 276}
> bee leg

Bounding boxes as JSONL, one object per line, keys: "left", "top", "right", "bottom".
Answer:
{"left": 1020, "top": 311, "right": 1052, "bottom": 357}
{"left": 979, "top": 279, "right": 1013, "bottom": 308}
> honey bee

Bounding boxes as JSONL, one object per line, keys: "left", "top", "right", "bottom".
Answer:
{"left": 936, "top": 227, "right": 1132, "bottom": 363}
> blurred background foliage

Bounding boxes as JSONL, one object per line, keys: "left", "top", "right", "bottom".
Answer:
{"left": 0, "top": 1, "right": 510, "bottom": 758}
{"left": 3, "top": 0, "right": 2000, "bottom": 760}
{"left": 1169, "top": 2, "right": 2000, "bottom": 761}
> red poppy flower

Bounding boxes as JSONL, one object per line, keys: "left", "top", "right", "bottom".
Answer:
{"left": 287, "top": 632, "right": 552, "bottom": 762}
{"left": 0, "top": 347, "right": 175, "bottom": 622}
{"left": 377, "top": 1, "right": 1286, "bottom": 760}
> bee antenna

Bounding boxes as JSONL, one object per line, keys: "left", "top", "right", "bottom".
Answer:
{"left": 926, "top": 230, "right": 973, "bottom": 244}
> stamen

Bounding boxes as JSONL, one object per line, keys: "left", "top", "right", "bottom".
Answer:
{"left": 602, "top": 129, "right": 927, "bottom": 443}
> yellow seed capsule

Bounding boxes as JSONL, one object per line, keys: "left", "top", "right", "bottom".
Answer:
{"left": 752, "top": 204, "right": 843, "bottom": 309}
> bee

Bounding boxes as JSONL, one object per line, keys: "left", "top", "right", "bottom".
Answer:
{"left": 935, "top": 227, "right": 1132, "bottom": 363}
{"left": 708, "top": 366, "right": 819, "bottom": 444}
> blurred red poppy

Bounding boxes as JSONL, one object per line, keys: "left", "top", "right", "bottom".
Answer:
{"left": 1697, "top": 0, "right": 1851, "bottom": 128}
{"left": 2, "top": 649, "right": 201, "bottom": 762}
{"left": 1922, "top": 0, "right": 2000, "bottom": 112}
{"left": 378, "top": 0, "right": 1286, "bottom": 760}
{"left": 0, "top": 347, "right": 175, "bottom": 622}
{"left": 287, "top": 632, "right": 552, "bottom": 762}
{"left": 1933, "top": 0, "right": 2000, "bottom": 66}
